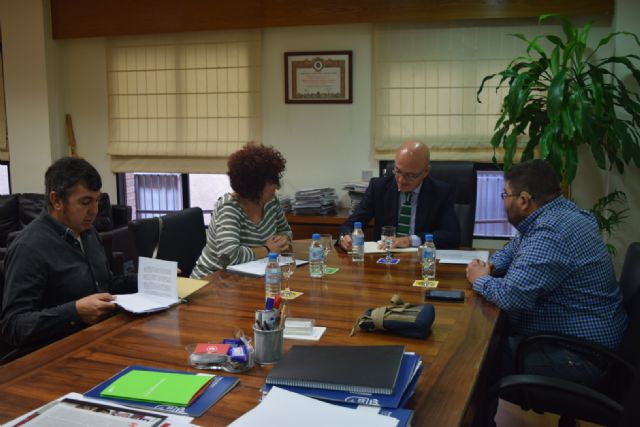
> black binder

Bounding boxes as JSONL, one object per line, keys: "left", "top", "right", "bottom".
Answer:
{"left": 265, "top": 345, "right": 405, "bottom": 395}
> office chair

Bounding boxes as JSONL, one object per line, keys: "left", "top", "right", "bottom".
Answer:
{"left": 427, "top": 161, "right": 477, "bottom": 248}
{"left": 484, "top": 242, "right": 640, "bottom": 427}
{"left": 128, "top": 207, "right": 207, "bottom": 277}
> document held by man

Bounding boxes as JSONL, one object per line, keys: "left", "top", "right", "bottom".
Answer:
{"left": 115, "top": 257, "right": 182, "bottom": 313}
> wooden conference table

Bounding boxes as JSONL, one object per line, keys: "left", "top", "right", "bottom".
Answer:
{"left": 0, "top": 244, "right": 501, "bottom": 426}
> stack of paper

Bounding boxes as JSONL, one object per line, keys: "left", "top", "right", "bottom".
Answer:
{"left": 278, "top": 194, "right": 293, "bottom": 214}
{"left": 342, "top": 181, "right": 369, "bottom": 213}
{"left": 292, "top": 188, "right": 338, "bottom": 215}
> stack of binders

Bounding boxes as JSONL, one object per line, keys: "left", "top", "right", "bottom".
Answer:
{"left": 262, "top": 345, "right": 422, "bottom": 426}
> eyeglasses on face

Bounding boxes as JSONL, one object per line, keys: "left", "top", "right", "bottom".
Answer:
{"left": 500, "top": 191, "right": 534, "bottom": 200}
{"left": 392, "top": 166, "right": 427, "bottom": 181}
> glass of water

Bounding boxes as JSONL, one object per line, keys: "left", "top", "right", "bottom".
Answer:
{"left": 279, "top": 252, "right": 296, "bottom": 297}
{"left": 381, "top": 226, "right": 396, "bottom": 263}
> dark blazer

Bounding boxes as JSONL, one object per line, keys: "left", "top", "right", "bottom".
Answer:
{"left": 339, "top": 175, "right": 461, "bottom": 249}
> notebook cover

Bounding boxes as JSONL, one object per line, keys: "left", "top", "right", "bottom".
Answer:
{"left": 100, "top": 370, "right": 212, "bottom": 407}
{"left": 262, "top": 353, "right": 422, "bottom": 408}
{"left": 266, "top": 345, "right": 405, "bottom": 395}
{"left": 85, "top": 365, "right": 239, "bottom": 417}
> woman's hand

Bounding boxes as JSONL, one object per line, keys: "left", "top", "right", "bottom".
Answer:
{"left": 266, "top": 234, "right": 290, "bottom": 253}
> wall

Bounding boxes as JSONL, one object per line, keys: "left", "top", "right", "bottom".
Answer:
{"left": 262, "top": 24, "right": 375, "bottom": 203}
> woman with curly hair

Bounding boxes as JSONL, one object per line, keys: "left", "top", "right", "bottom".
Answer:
{"left": 191, "top": 144, "right": 292, "bottom": 278}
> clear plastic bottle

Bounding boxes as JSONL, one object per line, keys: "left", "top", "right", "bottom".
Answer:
{"left": 421, "top": 234, "right": 437, "bottom": 280}
{"left": 351, "top": 222, "right": 365, "bottom": 262}
{"left": 309, "top": 233, "right": 325, "bottom": 278}
{"left": 265, "top": 252, "right": 281, "bottom": 299}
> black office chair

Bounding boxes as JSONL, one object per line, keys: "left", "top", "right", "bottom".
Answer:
{"left": 427, "top": 161, "right": 477, "bottom": 248}
{"left": 128, "top": 207, "right": 207, "bottom": 277}
{"left": 485, "top": 242, "right": 640, "bottom": 427}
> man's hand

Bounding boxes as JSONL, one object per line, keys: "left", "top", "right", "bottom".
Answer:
{"left": 391, "top": 236, "right": 411, "bottom": 249}
{"left": 339, "top": 234, "right": 353, "bottom": 251}
{"left": 266, "top": 234, "right": 290, "bottom": 253}
{"left": 466, "top": 259, "right": 492, "bottom": 285}
{"left": 76, "top": 293, "right": 117, "bottom": 325}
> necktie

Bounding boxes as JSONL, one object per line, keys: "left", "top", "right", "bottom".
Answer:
{"left": 397, "top": 192, "right": 412, "bottom": 236}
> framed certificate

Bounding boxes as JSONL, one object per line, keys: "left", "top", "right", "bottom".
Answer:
{"left": 284, "top": 51, "right": 352, "bottom": 104}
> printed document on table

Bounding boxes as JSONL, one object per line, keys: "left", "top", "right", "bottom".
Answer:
{"left": 115, "top": 257, "right": 181, "bottom": 313}
{"left": 227, "top": 257, "right": 308, "bottom": 277}
{"left": 228, "top": 387, "right": 397, "bottom": 427}
{"left": 437, "top": 250, "right": 490, "bottom": 264}
{"left": 363, "top": 241, "right": 418, "bottom": 254}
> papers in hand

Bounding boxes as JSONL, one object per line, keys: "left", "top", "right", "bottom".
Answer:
{"left": 227, "top": 257, "right": 308, "bottom": 277}
{"left": 115, "top": 257, "right": 182, "bottom": 313}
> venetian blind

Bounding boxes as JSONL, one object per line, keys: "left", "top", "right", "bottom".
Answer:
{"left": 107, "top": 30, "right": 261, "bottom": 173}
{"left": 373, "top": 23, "right": 540, "bottom": 162}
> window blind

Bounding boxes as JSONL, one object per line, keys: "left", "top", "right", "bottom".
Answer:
{"left": 107, "top": 30, "right": 261, "bottom": 173}
{"left": 373, "top": 23, "right": 548, "bottom": 162}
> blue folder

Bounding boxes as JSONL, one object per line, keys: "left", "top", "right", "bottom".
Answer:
{"left": 84, "top": 364, "right": 239, "bottom": 417}
{"left": 262, "top": 353, "right": 422, "bottom": 409}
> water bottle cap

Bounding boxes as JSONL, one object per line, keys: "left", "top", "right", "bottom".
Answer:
{"left": 425, "top": 234, "right": 434, "bottom": 241}
{"left": 312, "top": 233, "right": 320, "bottom": 239}
{"left": 354, "top": 222, "right": 362, "bottom": 228}
{"left": 268, "top": 252, "right": 278, "bottom": 260}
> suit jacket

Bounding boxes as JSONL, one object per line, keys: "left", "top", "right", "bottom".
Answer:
{"left": 339, "top": 175, "right": 461, "bottom": 249}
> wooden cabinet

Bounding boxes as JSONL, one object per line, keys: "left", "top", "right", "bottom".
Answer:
{"left": 286, "top": 208, "right": 374, "bottom": 241}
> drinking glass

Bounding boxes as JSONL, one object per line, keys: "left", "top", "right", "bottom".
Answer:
{"left": 320, "top": 234, "right": 333, "bottom": 260}
{"left": 381, "top": 226, "right": 396, "bottom": 263}
{"left": 279, "top": 252, "right": 296, "bottom": 297}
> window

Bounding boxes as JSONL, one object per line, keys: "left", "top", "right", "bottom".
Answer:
{"left": 0, "top": 162, "right": 9, "bottom": 195}
{"left": 119, "top": 172, "right": 231, "bottom": 223}
{"left": 474, "top": 170, "right": 516, "bottom": 238}
{"left": 107, "top": 30, "right": 262, "bottom": 174}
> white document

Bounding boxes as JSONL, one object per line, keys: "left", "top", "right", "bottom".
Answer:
{"left": 228, "top": 387, "right": 397, "bottom": 427}
{"left": 437, "top": 250, "right": 490, "bottom": 264}
{"left": 115, "top": 257, "right": 181, "bottom": 313}
{"left": 3, "top": 392, "right": 194, "bottom": 427}
{"left": 284, "top": 326, "right": 327, "bottom": 341}
{"left": 227, "top": 257, "right": 308, "bottom": 277}
{"left": 363, "top": 241, "right": 418, "bottom": 254}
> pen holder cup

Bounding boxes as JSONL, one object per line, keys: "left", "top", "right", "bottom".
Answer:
{"left": 253, "top": 325, "right": 284, "bottom": 365}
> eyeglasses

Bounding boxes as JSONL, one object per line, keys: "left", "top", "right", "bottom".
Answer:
{"left": 500, "top": 191, "right": 534, "bottom": 200}
{"left": 392, "top": 166, "right": 427, "bottom": 182}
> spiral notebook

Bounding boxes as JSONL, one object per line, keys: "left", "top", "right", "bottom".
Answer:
{"left": 265, "top": 345, "right": 405, "bottom": 395}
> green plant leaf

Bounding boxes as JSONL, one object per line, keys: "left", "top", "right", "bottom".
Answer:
{"left": 539, "top": 123, "right": 558, "bottom": 158}
{"left": 545, "top": 35, "right": 565, "bottom": 49}
{"left": 550, "top": 46, "right": 560, "bottom": 75}
{"left": 490, "top": 126, "right": 507, "bottom": 148}
{"left": 540, "top": 14, "right": 576, "bottom": 42}
{"left": 503, "top": 131, "right": 518, "bottom": 171}
{"left": 547, "top": 69, "right": 568, "bottom": 120}
{"left": 565, "top": 145, "right": 578, "bottom": 183}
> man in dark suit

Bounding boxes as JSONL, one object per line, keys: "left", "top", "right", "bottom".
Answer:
{"left": 338, "top": 141, "right": 460, "bottom": 250}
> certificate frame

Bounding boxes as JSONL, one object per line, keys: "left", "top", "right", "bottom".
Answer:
{"left": 284, "top": 51, "right": 353, "bottom": 104}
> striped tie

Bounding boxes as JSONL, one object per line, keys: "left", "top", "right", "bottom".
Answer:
{"left": 397, "top": 192, "right": 412, "bottom": 236}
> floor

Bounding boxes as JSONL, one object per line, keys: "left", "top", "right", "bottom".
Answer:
{"left": 494, "top": 399, "right": 602, "bottom": 427}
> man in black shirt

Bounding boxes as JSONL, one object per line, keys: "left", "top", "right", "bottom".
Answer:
{"left": 0, "top": 157, "right": 136, "bottom": 363}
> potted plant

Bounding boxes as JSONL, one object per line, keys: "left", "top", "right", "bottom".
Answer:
{"left": 477, "top": 14, "right": 640, "bottom": 252}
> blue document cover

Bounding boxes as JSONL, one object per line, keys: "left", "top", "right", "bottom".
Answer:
{"left": 84, "top": 365, "right": 239, "bottom": 417}
{"left": 263, "top": 353, "right": 422, "bottom": 408}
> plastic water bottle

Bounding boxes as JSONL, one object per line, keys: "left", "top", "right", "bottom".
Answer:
{"left": 265, "top": 252, "right": 281, "bottom": 299}
{"left": 351, "top": 222, "right": 365, "bottom": 262}
{"left": 309, "top": 233, "right": 325, "bottom": 278}
{"left": 421, "top": 234, "right": 437, "bottom": 280}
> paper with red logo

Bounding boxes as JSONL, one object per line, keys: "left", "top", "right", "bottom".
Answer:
{"left": 193, "top": 343, "right": 230, "bottom": 355}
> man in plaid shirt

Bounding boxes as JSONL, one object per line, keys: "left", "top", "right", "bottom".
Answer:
{"left": 467, "top": 160, "right": 627, "bottom": 417}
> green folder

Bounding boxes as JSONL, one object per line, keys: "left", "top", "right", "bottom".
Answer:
{"left": 100, "top": 369, "right": 213, "bottom": 407}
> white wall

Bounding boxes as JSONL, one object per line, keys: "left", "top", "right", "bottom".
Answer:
{"left": 261, "top": 24, "right": 376, "bottom": 204}
{"left": 0, "top": 0, "right": 54, "bottom": 193}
